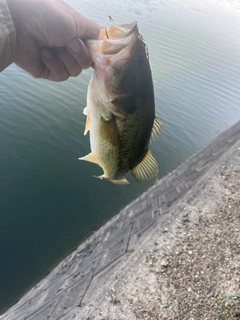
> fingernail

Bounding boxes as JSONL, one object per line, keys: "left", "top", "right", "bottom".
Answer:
{"left": 67, "top": 38, "right": 83, "bottom": 53}
{"left": 41, "top": 48, "right": 52, "bottom": 60}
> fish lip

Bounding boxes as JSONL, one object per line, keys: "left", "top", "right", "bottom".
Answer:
{"left": 108, "top": 21, "right": 138, "bottom": 39}
{"left": 85, "top": 22, "right": 140, "bottom": 57}
{"left": 86, "top": 21, "right": 138, "bottom": 45}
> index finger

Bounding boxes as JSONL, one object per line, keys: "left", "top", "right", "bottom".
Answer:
{"left": 66, "top": 38, "right": 92, "bottom": 69}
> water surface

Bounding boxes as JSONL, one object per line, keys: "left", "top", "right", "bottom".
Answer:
{"left": 0, "top": 0, "right": 240, "bottom": 312}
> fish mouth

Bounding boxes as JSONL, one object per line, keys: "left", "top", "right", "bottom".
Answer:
{"left": 98, "top": 21, "right": 138, "bottom": 40}
{"left": 85, "top": 22, "right": 139, "bottom": 55}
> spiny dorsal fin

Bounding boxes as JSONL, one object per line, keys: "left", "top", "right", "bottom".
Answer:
{"left": 150, "top": 117, "right": 162, "bottom": 143}
{"left": 78, "top": 153, "right": 97, "bottom": 164}
{"left": 131, "top": 149, "right": 158, "bottom": 183}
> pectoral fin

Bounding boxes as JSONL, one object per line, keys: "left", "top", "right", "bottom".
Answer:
{"left": 150, "top": 117, "right": 162, "bottom": 143}
{"left": 131, "top": 149, "right": 158, "bottom": 183}
{"left": 100, "top": 115, "right": 120, "bottom": 147}
{"left": 78, "top": 153, "right": 97, "bottom": 164}
{"left": 84, "top": 114, "right": 91, "bottom": 135}
{"left": 83, "top": 107, "right": 90, "bottom": 135}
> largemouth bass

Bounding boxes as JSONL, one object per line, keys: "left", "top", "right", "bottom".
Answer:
{"left": 79, "top": 22, "right": 161, "bottom": 184}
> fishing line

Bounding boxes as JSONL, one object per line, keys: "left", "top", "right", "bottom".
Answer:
{"left": 104, "top": 0, "right": 114, "bottom": 39}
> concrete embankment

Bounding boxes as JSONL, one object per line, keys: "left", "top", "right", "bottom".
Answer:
{"left": 2, "top": 121, "right": 240, "bottom": 320}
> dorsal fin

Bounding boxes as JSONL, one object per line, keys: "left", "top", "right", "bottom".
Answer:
{"left": 150, "top": 117, "right": 162, "bottom": 143}
{"left": 78, "top": 153, "right": 97, "bottom": 164}
{"left": 131, "top": 149, "right": 158, "bottom": 183}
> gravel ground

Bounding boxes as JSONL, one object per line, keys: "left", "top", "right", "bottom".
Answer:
{"left": 78, "top": 142, "right": 240, "bottom": 320}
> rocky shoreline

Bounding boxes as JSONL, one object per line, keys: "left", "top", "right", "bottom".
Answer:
{"left": 79, "top": 140, "right": 240, "bottom": 320}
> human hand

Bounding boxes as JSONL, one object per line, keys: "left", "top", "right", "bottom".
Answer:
{"left": 6, "top": 0, "right": 99, "bottom": 81}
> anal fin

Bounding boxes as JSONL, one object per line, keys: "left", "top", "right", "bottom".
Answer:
{"left": 109, "top": 177, "right": 129, "bottom": 185}
{"left": 94, "top": 174, "right": 129, "bottom": 185}
{"left": 150, "top": 117, "right": 162, "bottom": 143}
{"left": 131, "top": 149, "right": 158, "bottom": 183}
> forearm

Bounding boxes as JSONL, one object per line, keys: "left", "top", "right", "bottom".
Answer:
{"left": 0, "top": 0, "right": 16, "bottom": 72}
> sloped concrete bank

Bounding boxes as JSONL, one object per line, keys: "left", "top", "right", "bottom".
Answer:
{"left": 2, "top": 121, "right": 240, "bottom": 320}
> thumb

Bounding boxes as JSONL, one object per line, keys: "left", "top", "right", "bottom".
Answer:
{"left": 72, "top": 12, "right": 100, "bottom": 40}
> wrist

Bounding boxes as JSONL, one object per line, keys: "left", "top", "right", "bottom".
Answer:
{"left": 0, "top": 0, "right": 17, "bottom": 70}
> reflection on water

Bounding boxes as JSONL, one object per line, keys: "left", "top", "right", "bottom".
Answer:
{"left": 0, "top": 0, "right": 240, "bottom": 313}
{"left": 227, "top": 0, "right": 240, "bottom": 10}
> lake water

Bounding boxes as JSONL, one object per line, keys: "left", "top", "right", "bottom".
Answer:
{"left": 0, "top": 0, "right": 240, "bottom": 313}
